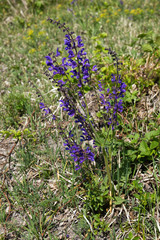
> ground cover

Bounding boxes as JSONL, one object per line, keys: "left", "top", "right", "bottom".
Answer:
{"left": 0, "top": 0, "right": 160, "bottom": 239}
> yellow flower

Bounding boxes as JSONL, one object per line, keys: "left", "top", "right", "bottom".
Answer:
{"left": 150, "top": 9, "right": 154, "bottom": 14}
{"left": 100, "top": 13, "right": 105, "bottom": 18}
{"left": 130, "top": 8, "right": 143, "bottom": 15}
{"left": 23, "top": 36, "right": 31, "bottom": 40}
{"left": 41, "top": 20, "right": 46, "bottom": 25}
{"left": 124, "top": 9, "right": 129, "bottom": 14}
{"left": 106, "top": 19, "right": 110, "bottom": 23}
{"left": 27, "top": 29, "right": 34, "bottom": 36}
{"left": 130, "top": 9, "right": 136, "bottom": 14}
{"left": 113, "top": 11, "right": 118, "bottom": 16}
{"left": 56, "top": 4, "right": 61, "bottom": 9}
{"left": 29, "top": 48, "right": 36, "bottom": 54}
{"left": 137, "top": 8, "right": 143, "bottom": 14}
{"left": 38, "top": 31, "right": 45, "bottom": 36}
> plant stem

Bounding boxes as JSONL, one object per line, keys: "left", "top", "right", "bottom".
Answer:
{"left": 102, "top": 147, "right": 112, "bottom": 212}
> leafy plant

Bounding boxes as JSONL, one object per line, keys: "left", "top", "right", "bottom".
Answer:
{"left": 1, "top": 90, "right": 31, "bottom": 128}
{"left": 83, "top": 175, "right": 109, "bottom": 213}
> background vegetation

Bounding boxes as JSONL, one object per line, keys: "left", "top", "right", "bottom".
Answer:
{"left": 0, "top": 0, "right": 160, "bottom": 239}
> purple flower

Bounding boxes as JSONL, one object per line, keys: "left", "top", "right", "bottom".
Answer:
{"left": 45, "top": 56, "right": 53, "bottom": 66}
{"left": 68, "top": 50, "right": 75, "bottom": 58}
{"left": 92, "top": 65, "right": 98, "bottom": 71}
{"left": 58, "top": 80, "right": 66, "bottom": 86}
{"left": 59, "top": 99, "right": 75, "bottom": 117}
{"left": 78, "top": 91, "right": 82, "bottom": 97}
{"left": 68, "top": 59, "right": 77, "bottom": 68}
{"left": 98, "top": 81, "right": 103, "bottom": 92}
{"left": 39, "top": 102, "right": 51, "bottom": 116}
{"left": 75, "top": 165, "right": 81, "bottom": 170}
{"left": 76, "top": 36, "right": 84, "bottom": 48}
{"left": 64, "top": 34, "right": 72, "bottom": 50}
{"left": 77, "top": 48, "right": 87, "bottom": 58}
{"left": 68, "top": 109, "right": 75, "bottom": 116}
{"left": 39, "top": 102, "right": 45, "bottom": 109}
{"left": 83, "top": 59, "right": 90, "bottom": 67}
{"left": 63, "top": 139, "right": 95, "bottom": 170}
{"left": 56, "top": 48, "right": 60, "bottom": 57}
{"left": 71, "top": 0, "right": 78, "bottom": 5}
{"left": 70, "top": 69, "right": 77, "bottom": 78}
{"left": 52, "top": 115, "right": 56, "bottom": 120}
{"left": 43, "top": 108, "right": 51, "bottom": 115}
{"left": 111, "top": 74, "right": 116, "bottom": 82}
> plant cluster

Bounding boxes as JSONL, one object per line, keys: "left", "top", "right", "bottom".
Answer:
{"left": 41, "top": 18, "right": 126, "bottom": 172}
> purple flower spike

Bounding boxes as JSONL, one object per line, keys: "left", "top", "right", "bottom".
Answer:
{"left": 43, "top": 19, "right": 127, "bottom": 169}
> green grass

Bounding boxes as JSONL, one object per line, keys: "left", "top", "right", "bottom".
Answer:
{"left": 0, "top": 0, "right": 160, "bottom": 239}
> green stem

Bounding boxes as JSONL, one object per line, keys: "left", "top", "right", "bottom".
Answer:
{"left": 102, "top": 147, "right": 112, "bottom": 190}
{"left": 102, "top": 146, "right": 113, "bottom": 211}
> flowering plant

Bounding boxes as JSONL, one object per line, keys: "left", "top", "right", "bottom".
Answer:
{"left": 40, "top": 18, "right": 126, "bottom": 208}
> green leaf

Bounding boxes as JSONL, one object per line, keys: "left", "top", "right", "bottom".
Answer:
{"left": 136, "top": 58, "right": 145, "bottom": 66}
{"left": 133, "top": 236, "right": 140, "bottom": 240}
{"left": 142, "top": 44, "right": 153, "bottom": 52}
{"left": 128, "top": 232, "right": 133, "bottom": 237}
{"left": 145, "top": 129, "right": 160, "bottom": 140}
{"left": 139, "top": 140, "right": 150, "bottom": 156}
{"left": 155, "top": 36, "right": 160, "bottom": 46}
{"left": 134, "top": 193, "right": 140, "bottom": 199}
{"left": 95, "top": 40, "right": 103, "bottom": 50}
{"left": 99, "top": 32, "right": 107, "bottom": 38}
{"left": 96, "top": 111, "right": 103, "bottom": 118}
{"left": 114, "top": 196, "right": 125, "bottom": 205}
{"left": 137, "top": 33, "right": 147, "bottom": 39}
{"left": 100, "top": 66, "right": 107, "bottom": 73}
{"left": 130, "top": 37, "right": 138, "bottom": 47}
{"left": 156, "top": 49, "right": 160, "bottom": 57}
{"left": 83, "top": 85, "right": 91, "bottom": 93}
{"left": 128, "top": 133, "right": 140, "bottom": 144}
{"left": 150, "top": 141, "right": 159, "bottom": 150}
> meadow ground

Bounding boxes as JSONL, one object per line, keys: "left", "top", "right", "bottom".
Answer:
{"left": 0, "top": 0, "right": 160, "bottom": 239}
